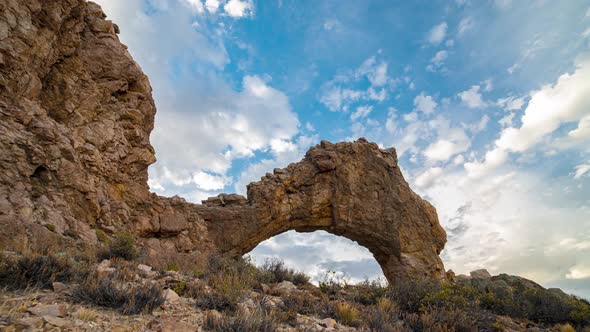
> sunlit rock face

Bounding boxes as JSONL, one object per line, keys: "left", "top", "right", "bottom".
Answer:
{"left": 0, "top": 0, "right": 446, "bottom": 282}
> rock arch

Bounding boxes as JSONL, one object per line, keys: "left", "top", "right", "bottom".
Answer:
{"left": 199, "top": 139, "right": 447, "bottom": 283}
{"left": 0, "top": 0, "right": 446, "bottom": 284}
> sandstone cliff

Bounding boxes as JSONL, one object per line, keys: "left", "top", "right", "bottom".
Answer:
{"left": 0, "top": 0, "right": 446, "bottom": 282}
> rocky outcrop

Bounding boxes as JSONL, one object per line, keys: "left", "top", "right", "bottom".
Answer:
{"left": 0, "top": 0, "right": 446, "bottom": 282}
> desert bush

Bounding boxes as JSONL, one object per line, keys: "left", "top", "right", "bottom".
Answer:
{"left": 195, "top": 255, "right": 260, "bottom": 312}
{"left": 346, "top": 277, "right": 388, "bottom": 305}
{"left": 257, "top": 258, "right": 310, "bottom": 286}
{"left": 319, "top": 270, "right": 348, "bottom": 297}
{"left": 72, "top": 271, "right": 163, "bottom": 315}
{"left": 389, "top": 278, "right": 439, "bottom": 313}
{"left": 421, "top": 282, "right": 479, "bottom": 311}
{"left": 98, "top": 232, "right": 138, "bottom": 261}
{"left": 416, "top": 307, "right": 474, "bottom": 332}
{"left": 364, "top": 298, "right": 400, "bottom": 328}
{"left": 0, "top": 253, "right": 73, "bottom": 290}
{"left": 203, "top": 304, "right": 278, "bottom": 331}
{"left": 335, "top": 302, "right": 360, "bottom": 326}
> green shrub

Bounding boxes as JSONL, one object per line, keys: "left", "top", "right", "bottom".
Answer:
{"left": 98, "top": 232, "right": 138, "bottom": 261}
{"left": 346, "top": 278, "right": 388, "bottom": 305}
{"left": 72, "top": 271, "right": 163, "bottom": 315}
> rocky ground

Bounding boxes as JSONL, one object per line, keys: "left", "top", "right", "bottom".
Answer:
{"left": 0, "top": 248, "right": 588, "bottom": 331}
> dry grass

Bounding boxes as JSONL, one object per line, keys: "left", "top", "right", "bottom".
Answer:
{"left": 335, "top": 302, "right": 360, "bottom": 326}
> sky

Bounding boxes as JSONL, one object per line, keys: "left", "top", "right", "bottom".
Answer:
{"left": 94, "top": 0, "right": 590, "bottom": 298}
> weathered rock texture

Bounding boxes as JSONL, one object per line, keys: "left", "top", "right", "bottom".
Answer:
{"left": 0, "top": 0, "right": 446, "bottom": 282}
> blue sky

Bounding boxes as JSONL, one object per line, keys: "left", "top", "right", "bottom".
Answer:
{"left": 95, "top": 0, "right": 590, "bottom": 298}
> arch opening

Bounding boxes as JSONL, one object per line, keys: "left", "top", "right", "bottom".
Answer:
{"left": 245, "top": 230, "right": 386, "bottom": 285}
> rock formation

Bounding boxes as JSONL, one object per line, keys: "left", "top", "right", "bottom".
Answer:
{"left": 0, "top": 0, "right": 446, "bottom": 282}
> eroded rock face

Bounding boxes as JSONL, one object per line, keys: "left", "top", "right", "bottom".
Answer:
{"left": 0, "top": 0, "right": 446, "bottom": 282}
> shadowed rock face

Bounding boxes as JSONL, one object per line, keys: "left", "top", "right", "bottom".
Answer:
{"left": 0, "top": 0, "right": 446, "bottom": 282}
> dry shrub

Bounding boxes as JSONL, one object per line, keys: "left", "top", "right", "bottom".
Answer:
{"left": 335, "top": 302, "right": 360, "bottom": 326}
{"left": 72, "top": 271, "right": 163, "bottom": 315}
{"left": 257, "top": 258, "right": 309, "bottom": 286}
{"left": 0, "top": 253, "right": 73, "bottom": 290}
{"left": 203, "top": 304, "right": 278, "bottom": 331}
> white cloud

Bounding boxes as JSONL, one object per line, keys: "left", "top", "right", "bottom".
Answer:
{"left": 432, "top": 51, "right": 448, "bottom": 63}
{"left": 497, "top": 95, "right": 526, "bottom": 111}
{"left": 192, "top": 171, "right": 231, "bottom": 190}
{"left": 464, "top": 149, "right": 508, "bottom": 179}
{"left": 185, "top": 0, "right": 205, "bottom": 12}
{"left": 424, "top": 117, "right": 471, "bottom": 162}
{"left": 428, "top": 22, "right": 448, "bottom": 45}
{"left": 205, "top": 0, "right": 221, "bottom": 13}
{"left": 385, "top": 108, "right": 397, "bottom": 134}
{"left": 351, "top": 105, "right": 373, "bottom": 121}
{"left": 458, "top": 17, "right": 474, "bottom": 36}
{"left": 496, "top": 58, "right": 590, "bottom": 153}
{"left": 582, "top": 28, "right": 590, "bottom": 39}
{"left": 427, "top": 50, "right": 448, "bottom": 72}
{"left": 499, "top": 113, "right": 515, "bottom": 128}
{"left": 319, "top": 54, "right": 390, "bottom": 112}
{"left": 413, "top": 92, "right": 437, "bottom": 114}
{"left": 464, "top": 114, "right": 489, "bottom": 134}
{"left": 357, "top": 56, "right": 390, "bottom": 87}
{"left": 566, "top": 264, "right": 590, "bottom": 280}
{"left": 574, "top": 162, "right": 590, "bottom": 179}
{"left": 458, "top": 85, "right": 486, "bottom": 108}
{"left": 224, "top": 0, "right": 254, "bottom": 17}
{"left": 415, "top": 167, "right": 443, "bottom": 188}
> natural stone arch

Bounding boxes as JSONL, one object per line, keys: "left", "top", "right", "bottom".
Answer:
{"left": 199, "top": 139, "right": 447, "bottom": 283}
{"left": 0, "top": 0, "right": 446, "bottom": 284}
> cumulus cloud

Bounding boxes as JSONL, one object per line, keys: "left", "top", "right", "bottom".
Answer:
{"left": 413, "top": 93, "right": 438, "bottom": 114}
{"left": 458, "top": 85, "right": 486, "bottom": 108}
{"left": 95, "top": 0, "right": 299, "bottom": 202}
{"left": 224, "top": 0, "right": 254, "bottom": 17}
{"left": 424, "top": 117, "right": 471, "bottom": 162}
{"left": 428, "top": 22, "right": 448, "bottom": 45}
{"left": 415, "top": 167, "right": 443, "bottom": 188}
{"left": 466, "top": 58, "right": 590, "bottom": 178}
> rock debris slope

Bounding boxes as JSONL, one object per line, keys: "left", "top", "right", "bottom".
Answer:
{"left": 0, "top": 0, "right": 446, "bottom": 282}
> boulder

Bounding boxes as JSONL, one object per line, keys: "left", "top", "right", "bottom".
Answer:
{"left": 162, "top": 288, "right": 180, "bottom": 303}
{"left": 470, "top": 269, "right": 492, "bottom": 279}
{"left": 272, "top": 281, "right": 297, "bottom": 295}
{"left": 26, "top": 304, "right": 67, "bottom": 317}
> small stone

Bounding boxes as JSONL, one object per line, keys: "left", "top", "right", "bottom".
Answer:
{"left": 272, "top": 281, "right": 297, "bottom": 295}
{"left": 16, "top": 317, "right": 43, "bottom": 330}
{"left": 52, "top": 281, "right": 69, "bottom": 293}
{"left": 43, "top": 316, "right": 69, "bottom": 328}
{"left": 162, "top": 288, "right": 179, "bottom": 303}
{"left": 320, "top": 318, "right": 336, "bottom": 328}
{"left": 27, "top": 304, "right": 67, "bottom": 317}
{"left": 138, "top": 264, "right": 152, "bottom": 272}
{"left": 97, "top": 259, "right": 116, "bottom": 275}
{"left": 470, "top": 269, "right": 492, "bottom": 279}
